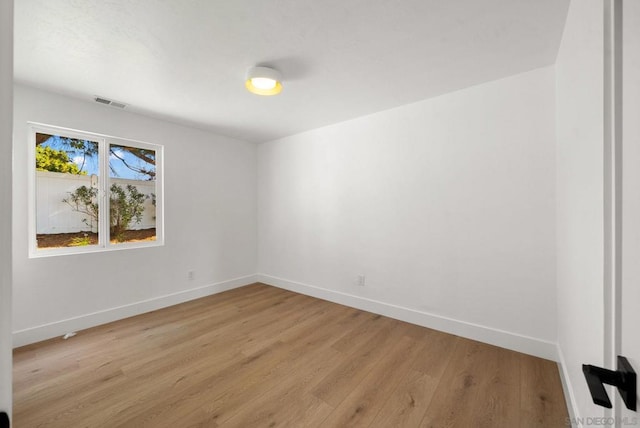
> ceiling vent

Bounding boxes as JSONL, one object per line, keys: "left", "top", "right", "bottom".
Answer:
{"left": 94, "top": 96, "right": 127, "bottom": 109}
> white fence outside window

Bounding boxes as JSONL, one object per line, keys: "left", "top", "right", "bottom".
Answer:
{"left": 36, "top": 171, "right": 156, "bottom": 234}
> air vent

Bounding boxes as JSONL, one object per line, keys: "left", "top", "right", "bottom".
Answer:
{"left": 94, "top": 96, "right": 127, "bottom": 109}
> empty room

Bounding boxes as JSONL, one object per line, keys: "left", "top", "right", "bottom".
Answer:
{"left": 1, "top": 0, "right": 639, "bottom": 427}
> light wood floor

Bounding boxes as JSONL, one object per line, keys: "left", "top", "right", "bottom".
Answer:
{"left": 13, "top": 283, "right": 568, "bottom": 427}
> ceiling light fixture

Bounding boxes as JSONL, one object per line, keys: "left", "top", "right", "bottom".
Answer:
{"left": 245, "top": 66, "right": 283, "bottom": 96}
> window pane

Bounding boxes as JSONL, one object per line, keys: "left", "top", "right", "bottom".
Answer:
{"left": 35, "top": 132, "right": 100, "bottom": 249}
{"left": 108, "top": 143, "right": 156, "bottom": 244}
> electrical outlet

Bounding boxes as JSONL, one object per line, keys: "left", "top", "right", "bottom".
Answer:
{"left": 188, "top": 270, "right": 195, "bottom": 280}
{"left": 357, "top": 275, "right": 365, "bottom": 286}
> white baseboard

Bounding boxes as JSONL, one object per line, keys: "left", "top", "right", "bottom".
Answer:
{"left": 257, "top": 274, "right": 559, "bottom": 361}
{"left": 14, "top": 272, "right": 561, "bottom": 362}
{"left": 557, "top": 344, "right": 579, "bottom": 427}
{"left": 13, "top": 274, "right": 259, "bottom": 348}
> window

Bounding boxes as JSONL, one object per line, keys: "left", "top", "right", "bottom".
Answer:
{"left": 29, "top": 123, "right": 163, "bottom": 256}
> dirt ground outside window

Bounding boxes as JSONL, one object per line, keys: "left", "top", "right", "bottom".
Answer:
{"left": 36, "top": 228, "right": 156, "bottom": 248}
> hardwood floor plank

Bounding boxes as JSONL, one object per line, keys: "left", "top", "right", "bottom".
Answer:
{"left": 116, "top": 300, "right": 357, "bottom": 426}
{"left": 370, "top": 330, "right": 458, "bottom": 427}
{"left": 13, "top": 283, "right": 569, "bottom": 428}
{"left": 474, "top": 346, "right": 521, "bottom": 427}
{"left": 372, "top": 369, "right": 442, "bottom": 428}
{"left": 238, "top": 294, "right": 336, "bottom": 356}
{"left": 310, "top": 317, "right": 397, "bottom": 407}
{"left": 420, "top": 338, "right": 509, "bottom": 427}
{"left": 213, "top": 346, "right": 343, "bottom": 427}
{"left": 330, "top": 312, "right": 390, "bottom": 353}
{"left": 519, "top": 354, "right": 568, "bottom": 428}
{"left": 318, "top": 334, "right": 426, "bottom": 427}
{"left": 190, "top": 308, "right": 358, "bottom": 426}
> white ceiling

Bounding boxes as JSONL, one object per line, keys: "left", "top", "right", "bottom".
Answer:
{"left": 14, "top": 0, "right": 570, "bottom": 143}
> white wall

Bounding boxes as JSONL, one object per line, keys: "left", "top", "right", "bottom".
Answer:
{"left": 0, "top": 0, "right": 13, "bottom": 420}
{"left": 258, "top": 66, "right": 558, "bottom": 359}
{"left": 13, "top": 84, "right": 258, "bottom": 346}
{"left": 555, "top": 0, "right": 606, "bottom": 421}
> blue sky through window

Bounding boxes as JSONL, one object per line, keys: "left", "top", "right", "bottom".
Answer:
{"left": 39, "top": 134, "right": 155, "bottom": 180}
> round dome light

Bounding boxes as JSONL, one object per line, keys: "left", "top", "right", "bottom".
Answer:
{"left": 245, "top": 66, "right": 283, "bottom": 96}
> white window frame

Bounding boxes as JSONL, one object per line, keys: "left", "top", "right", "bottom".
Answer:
{"left": 28, "top": 123, "right": 164, "bottom": 258}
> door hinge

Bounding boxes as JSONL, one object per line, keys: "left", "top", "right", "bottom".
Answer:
{"left": 0, "top": 411, "right": 9, "bottom": 428}
{"left": 583, "top": 355, "right": 636, "bottom": 411}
